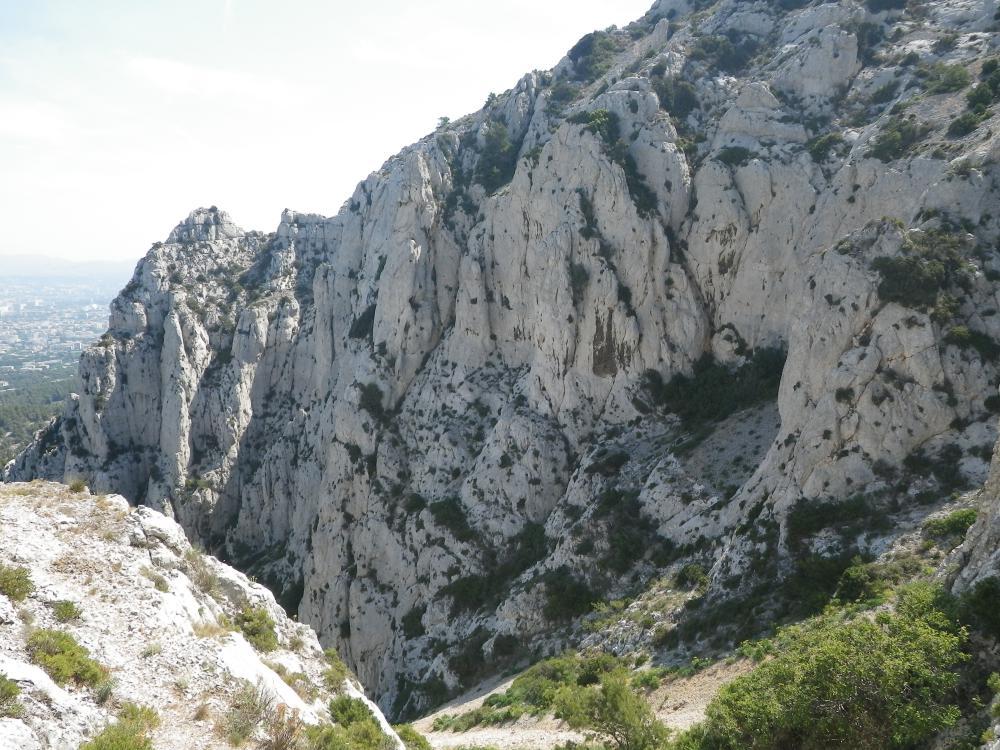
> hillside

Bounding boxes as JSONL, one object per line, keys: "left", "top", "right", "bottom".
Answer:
{"left": 0, "top": 481, "right": 402, "bottom": 749}
{"left": 6, "top": 0, "right": 1000, "bottom": 729}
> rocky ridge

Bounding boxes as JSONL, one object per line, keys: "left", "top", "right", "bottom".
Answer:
{"left": 7, "top": 0, "right": 1000, "bottom": 719}
{"left": 0, "top": 481, "right": 400, "bottom": 749}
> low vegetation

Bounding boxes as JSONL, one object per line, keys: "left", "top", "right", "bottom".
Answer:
{"left": 236, "top": 606, "right": 279, "bottom": 652}
{"left": 26, "top": 628, "right": 107, "bottom": 687}
{"left": 645, "top": 349, "right": 786, "bottom": 429}
{"left": 674, "top": 584, "right": 968, "bottom": 749}
{"left": 870, "top": 228, "right": 972, "bottom": 313}
{"left": 0, "top": 563, "right": 34, "bottom": 602}
{"left": 51, "top": 599, "right": 83, "bottom": 623}
{"left": 81, "top": 703, "right": 160, "bottom": 750}
{"left": 306, "top": 696, "right": 395, "bottom": 750}
{"left": 475, "top": 120, "right": 519, "bottom": 194}
{"left": 867, "top": 115, "right": 930, "bottom": 161}
{"left": 0, "top": 673, "right": 23, "bottom": 719}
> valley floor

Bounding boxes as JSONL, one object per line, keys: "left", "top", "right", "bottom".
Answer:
{"left": 414, "top": 660, "right": 751, "bottom": 749}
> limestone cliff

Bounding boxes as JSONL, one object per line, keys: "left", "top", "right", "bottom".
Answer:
{"left": 8, "top": 0, "right": 1000, "bottom": 718}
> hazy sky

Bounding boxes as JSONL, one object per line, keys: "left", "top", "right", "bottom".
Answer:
{"left": 0, "top": 0, "right": 653, "bottom": 264}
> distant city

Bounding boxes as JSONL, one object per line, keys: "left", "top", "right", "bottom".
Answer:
{"left": 0, "top": 263, "right": 133, "bottom": 463}
{"left": 0, "top": 278, "right": 122, "bottom": 380}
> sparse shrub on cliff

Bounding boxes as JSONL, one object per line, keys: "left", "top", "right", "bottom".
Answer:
{"left": 948, "top": 110, "right": 987, "bottom": 138}
{"left": 923, "top": 508, "right": 978, "bottom": 549}
{"left": 322, "top": 648, "right": 349, "bottom": 690}
{"left": 81, "top": 703, "right": 160, "bottom": 750}
{"left": 27, "top": 629, "right": 107, "bottom": 687}
{"left": 959, "top": 576, "right": 1000, "bottom": 640}
{"left": 543, "top": 567, "right": 598, "bottom": 620}
{"left": 223, "top": 680, "right": 275, "bottom": 745}
{"left": 567, "top": 30, "right": 623, "bottom": 83}
{"left": 717, "top": 146, "right": 755, "bottom": 167}
{"left": 183, "top": 548, "right": 220, "bottom": 597}
{"left": 870, "top": 229, "right": 972, "bottom": 311}
{"left": 0, "top": 563, "right": 34, "bottom": 602}
{"left": 645, "top": 348, "right": 786, "bottom": 429}
{"left": 807, "top": 132, "right": 845, "bottom": 163}
{"left": 358, "top": 382, "right": 385, "bottom": 420}
{"left": 475, "top": 120, "right": 519, "bottom": 194}
{"left": 394, "top": 723, "right": 432, "bottom": 750}
{"left": 236, "top": 606, "right": 279, "bottom": 652}
{"left": 52, "top": 599, "right": 82, "bottom": 623}
{"left": 922, "top": 62, "right": 971, "bottom": 94}
{"left": 652, "top": 76, "right": 699, "bottom": 119}
{"left": 568, "top": 109, "right": 620, "bottom": 147}
{"left": 867, "top": 115, "right": 930, "bottom": 161}
{"left": 428, "top": 497, "right": 475, "bottom": 543}
{"left": 689, "top": 32, "right": 760, "bottom": 74}
{"left": 0, "top": 674, "right": 22, "bottom": 718}
{"left": 307, "top": 695, "right": 394, "bottom": 750}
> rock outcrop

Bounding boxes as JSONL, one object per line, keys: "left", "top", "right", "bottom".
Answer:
{"left": 8, "top": 0, "right": 1000, "bottom": 718}
{"left": 0, "top": 481, "right": 400, "bottom": 749}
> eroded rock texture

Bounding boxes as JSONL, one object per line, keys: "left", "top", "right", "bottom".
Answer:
{"left": 9, "top": 0, "right": 1000, "bottom": 717}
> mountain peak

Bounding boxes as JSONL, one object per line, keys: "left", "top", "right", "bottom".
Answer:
{"left": 166, "top": 206, "right": 243, "bottom": 244}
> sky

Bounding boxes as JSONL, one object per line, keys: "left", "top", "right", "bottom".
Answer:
{"left": 0, "top": 0, "right": 654, "bottom": 266}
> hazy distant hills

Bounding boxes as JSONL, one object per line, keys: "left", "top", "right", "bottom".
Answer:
{"left": 0, "top": 254, "right": 136, "bottom": 285}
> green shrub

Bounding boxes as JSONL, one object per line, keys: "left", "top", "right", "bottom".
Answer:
{"left": 948, "top": 111, "right": 985, "bottom": 138}
{"left": 53, "top": 600, "right": 82, "bottom": 623}
{"left": 959, "top": 577, "right": 1000, "bottom": 640}
{"left": 923, "top": 63, "right": 971, "bottom": 94}
{"left": 923, "top": 508, "right": 978, "bottom": 545}
{"left": 652, "top": 77, "right": 700, "bottom": 119}
{"left": 80, "top": 707, "right": 158, "bottom": 750}
{"left": 393, "top": 724, "right": 432, "bottom": 750}
{"left": 68, "top": 478, "right": 88, "bottom": 494}
{"left": 26, "top": 629, "right": 106, "bottom": 687}
{"left": 567, "top": 30, "right": 623, "bottom": 83}
{"left": 428, "top": 497, "right": 475, "bottom": 543}
{"left": 676, "top": 584, "right": 967, "bottom": 749}
{"left": 543, "top": 567, "right": 598, "bottom": 621}
{"left": 645, "top": 348, "right": 786, "bottom": 429}
{"left": 475, "top": 120, "right": 519, "bottom": 194}
{"left": 870, "top": 229, "right": 972, "bottom": 311}
{"left": 555, "top": 669, "right": 670, "bottom": 750}
{"left": 237, "top": 606, "right": 279, "bottom": 652}
{"left": 329, "top": 695, "right": 376, "bottom": 727}
{"left": 222, "top": 680, "right": 274, "bottom": 746}
{"left": 401, "top": 606, "right": 426, "bottom": 638}
{"left": 807, "top": 133, "right": 844, "bottom": 163}
{"left": 867, "top": 116, "right": 930, "bottom": 161}
{"left": 689, "top": 32, "right": 759, "bottom": 74}
{"left": 945, "top": 325, "right": 1000, "bottom": 360}
{"left": 676, "top": 564, "right": 709, "bottom": 590}
{"left": 717, "top": 146, "right": 754, "bottom": 167}
{"left": 308, "top": 696, "right": 394, "bottom": 750}
{"left": 0, "top": 674, "right": 22, "bottom": 718}
{"left": 0, "top": 563, "right": 34, "bottom": 602}
{"left": 358, "top": 383, "right": 386, "bottom": 424}
{"left": 435, "top": 651, "right": 626, "bottom": 731}
{"left": 568, "top": 109, "right": 620, "bottom": 147}
{"left": 322, "top": 649, "right": 349, "bottom": 690}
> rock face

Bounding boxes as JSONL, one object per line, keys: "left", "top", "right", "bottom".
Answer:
{"left": 0, "top": 481, "right": 399, "bottom": 750}
{"left": 8, "top": 0, "right": 1000, "bottom": 718}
